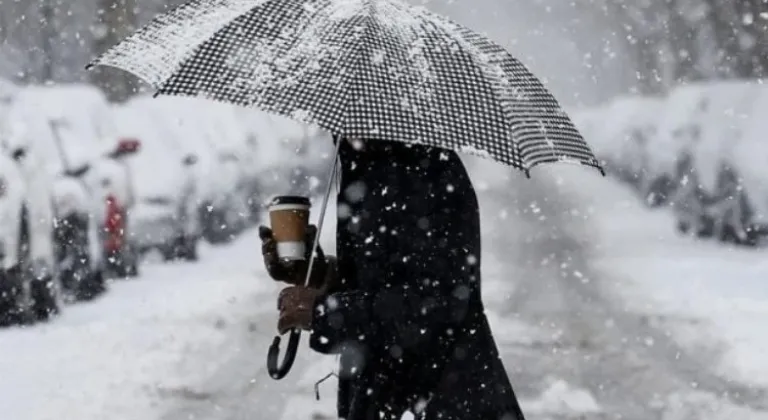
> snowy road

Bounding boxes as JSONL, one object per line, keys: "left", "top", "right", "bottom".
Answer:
{"left": 484, "top": 166, "right": 768, "bottom": 419}
{"left": 2, "top": 164, "right": 767, "bottom": 420}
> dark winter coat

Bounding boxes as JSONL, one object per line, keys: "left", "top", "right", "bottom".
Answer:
{"left": 309, "top": 139, "right": 525, "bottom": 420}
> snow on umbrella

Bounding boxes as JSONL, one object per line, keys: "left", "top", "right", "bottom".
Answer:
{"left": 87, "top": 0, "right": 604, "bottom": 177}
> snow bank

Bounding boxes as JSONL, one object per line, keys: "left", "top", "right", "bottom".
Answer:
{"left": 578, "top": 80, "right": 768, "bottom": 188}
{"left": 521, "top": 379, "right": 601, "bottom": 415}
{"left": 575, "top": 79, "right": 768, "bottom": 245}
{"left": 589, "top": 95, "right": 662, "bottom": 175}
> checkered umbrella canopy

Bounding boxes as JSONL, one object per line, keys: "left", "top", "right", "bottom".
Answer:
{"left": 88, "top": 0, "right": 603, "bottom": 176}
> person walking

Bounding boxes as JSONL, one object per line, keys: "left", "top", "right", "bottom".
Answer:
{"left": 260, "top": 138, "right": 526, "bottom": 420}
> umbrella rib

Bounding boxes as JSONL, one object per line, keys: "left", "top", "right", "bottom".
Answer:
{"left": 420, "top": 12, "right": 519, "bottom": 165}
{"left": 338, "top": 0, "right": 377, "bottom": 136}
{"left": 422, "top": 11, "right": 601, "bottom": 173}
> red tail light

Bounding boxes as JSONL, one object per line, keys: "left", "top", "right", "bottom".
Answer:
{"left": 104, "top": 194, "right": 125, "bottom": 253}
{"left": 116, "top": 138, "right": 140, "bottom": 154}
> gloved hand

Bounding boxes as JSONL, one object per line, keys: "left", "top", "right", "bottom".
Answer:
{"left": 277, "top": 285, "right": 322, "bottom": 334}
{"left": 259, "top": 224, "right": 328, "bottom": 288}
{"left": 275, "top": 259, "right": 341, "bottom": 333}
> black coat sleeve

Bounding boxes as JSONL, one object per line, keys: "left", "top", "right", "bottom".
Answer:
{"left": 309, "top": 199, "right": 477, "bottom": 355}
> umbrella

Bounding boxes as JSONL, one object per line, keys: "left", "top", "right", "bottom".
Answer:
{"left": 87, "top": 0, "right": 605, "bottom": 380}
{"left": 87, "top": 0, "right": 603, "bottom": 177}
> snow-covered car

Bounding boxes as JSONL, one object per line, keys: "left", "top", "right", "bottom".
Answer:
{"left": 0, "top": 150, "right": 60, "bottom": 324}
{"left": 0, "top": 88, "right": 62, "bottom": 323}
{"left": 62, "top": 87, "right": 139, "bottom": 276}
{"left": 130, "top": 96, "right": 250, "bottom": 244}
{"left": 643, "top": 84, "right": 710, "bottom": 208}
{"left": 683, "top": 82, "right": 759, "bottom": 245}
{"left": 97, "top": 139, "right": 143, "bottom": 274}
{"left": 38, "top": 87, "right": 141, "bottom": 278}
{"left": 51, "top": 169, "right": 106, "bottom": 300}
{"left": 668, "top": 150, "right": 714, "bottom": 238}
{"left": 112, "top": 103, "right": 201, "bottom": 261}
{"left": 196, "top": 104, "right": 253, "bottom": 240}
{"left": 5, "top": 85, "right": 138, "bottom": 297}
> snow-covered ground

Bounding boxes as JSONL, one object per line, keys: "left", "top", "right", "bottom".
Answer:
{"left": 561, "top": 166, "right": 768, "bottom": 390}
{"left": 0, "top": 236, "right": 269, "bottom": 420}
{"left": 1, "top": 163, "right": 767, "bottom": 420}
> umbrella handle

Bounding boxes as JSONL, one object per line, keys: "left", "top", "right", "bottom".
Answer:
{"left": 267, "top": 134, "right": 342, "bottom": 381}
{"left": 267, "top": 329, "right": 301, "bottom": 380}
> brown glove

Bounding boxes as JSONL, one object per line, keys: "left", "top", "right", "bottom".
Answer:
{"left": 275, "top": 258, "right": 339, "bottom": 334}
{"left": 277, "top": 285, "right": 322, "bottom": 334}
{"left": 259, "top": 225, "right": 328, "bottom": 288}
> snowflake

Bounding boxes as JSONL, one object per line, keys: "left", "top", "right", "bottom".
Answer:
{"left": 371, "top": 50, "right": 386, "bottom": 65}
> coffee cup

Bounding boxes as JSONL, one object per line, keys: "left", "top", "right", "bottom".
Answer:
{"left": 268, "top": 195, "right": 311, "bottom": 260}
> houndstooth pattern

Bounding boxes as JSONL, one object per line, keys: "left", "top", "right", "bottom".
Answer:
{"left": 89, "top": 0, "right": 603, "bottom": 175}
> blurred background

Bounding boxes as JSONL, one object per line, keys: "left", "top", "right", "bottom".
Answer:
{"left": 1, "top": 1, "right": 768, "bottom": 420}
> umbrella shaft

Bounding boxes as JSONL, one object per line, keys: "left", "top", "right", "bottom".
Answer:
{"left": 303, "top": 135, "right": 341, "bottom": 286}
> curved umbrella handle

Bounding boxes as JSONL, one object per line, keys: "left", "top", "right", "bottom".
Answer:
{"left": 267, "top": 329, "right": 301, "bottom": 380}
